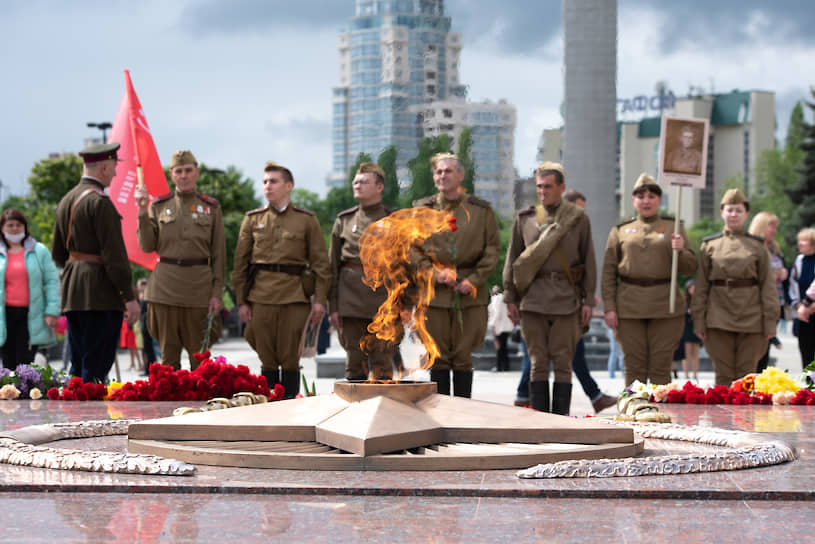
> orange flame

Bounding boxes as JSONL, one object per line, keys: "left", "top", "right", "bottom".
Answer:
{"left": 359, "top": 207, "right": 456, "bottom": 372}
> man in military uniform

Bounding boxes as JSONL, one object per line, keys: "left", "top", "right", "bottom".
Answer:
{"left": 329, "top": 163, "right": 398, "bottom": 380}
{"left": 232, "top": 161, "right": 330, "bottom": 398}
{"left": 134, "top": 150, "right": 226, "bottom": 370}
{"left": 52, "top": 142, "right": 140, "bottom": 382}
{"left": 665, "top": 124, "right": 703, "bottom": 175}
{"left": 502, "top": 162, "right": 595, "bottom": 414}
{"left": 692, "top": 189, "right": 779, "bottom": 385}
{"left": 413, "top": 153, "right": 500, "bottom": 397}
{"left": 601, "top": 173, "right": 697, "bottom": 386}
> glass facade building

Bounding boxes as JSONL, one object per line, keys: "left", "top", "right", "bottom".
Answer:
{"left": 329, "top": 0, "right": 465, "bottom": 188}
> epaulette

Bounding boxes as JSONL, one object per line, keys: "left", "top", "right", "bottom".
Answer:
{"left": 616, "top": 217, "right": 635, "bottom": 228}
{"left": 746, "top": 233, "right": 765, "bottom": 243}
{"left": 153, "top": 191, "right": 174, "bottom": 204}
{"left": 198, "top": 193, "right": 220, "bottom": 207}
{"left": 291, "top": 205, "right": 316, "bottom": 216}
{"left": 518, "top": 205, "right": 535, "bottom": 217}
{"left": 702, "top": 233, "right": 723, "bottom": 242}
{"left": 466, "top": 194, "right": 492, "bottom": 209}
{"left": 412, "top": 196, "right": 436, "bottom": 208}
{"left": 337, "top": 205, "right": 359, "bottom": 218}
{"left": 246, "top": 206, "right": 267, "bottom": 216}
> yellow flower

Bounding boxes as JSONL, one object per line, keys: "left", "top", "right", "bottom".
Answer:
{"left": 105, "top": 381, "right": 124, "bottom": 400}
{"left": 754, "top": 367, "right": 800, "bottom": 395}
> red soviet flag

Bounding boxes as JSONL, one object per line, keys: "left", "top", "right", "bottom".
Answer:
{"left": 108, "top": 69, "right": 169, "bottom": 270}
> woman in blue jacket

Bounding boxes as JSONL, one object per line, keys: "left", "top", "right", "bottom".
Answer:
{"left": 0, "top": 209, "right": 60, "bottom": 369}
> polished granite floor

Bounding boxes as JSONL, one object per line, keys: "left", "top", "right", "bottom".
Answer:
{"left": 0, "top": 400, "right": 811, "bottom": 542}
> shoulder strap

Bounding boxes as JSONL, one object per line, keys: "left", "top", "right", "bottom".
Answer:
{"left": 66, "top": 188, "right": 100, "bottom": 250}
{"left": 553, "top": 247, "right": 583, "bottom": 304}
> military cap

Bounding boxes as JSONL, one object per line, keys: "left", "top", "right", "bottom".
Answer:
{"left": 720, "top": 188, "right": 749, "bottom": 211}
{"left": 356, "top": 162, "right": 386, "bottom": 183}
{"left": 632, "top": 172, "right": 662, "bottom": 196}
{"left": 264, "top": 161, "right": 294, "bottom": 184}
{"left": 78, "top": 142, "right": 120, "bottom": 163}
{"left": 535, "top": 161, "right": 566, "bottom": 183}
{"left": 170, "top": 150, "right": 197, "bottom": 168}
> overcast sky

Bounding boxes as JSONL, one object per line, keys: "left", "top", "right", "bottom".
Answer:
{"left": 1, "top": 0, "right": 812, "bottom": 200}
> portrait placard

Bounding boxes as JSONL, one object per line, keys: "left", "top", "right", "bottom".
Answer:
{"left": 658, "top": 116, "right": 709, "bottom": 188}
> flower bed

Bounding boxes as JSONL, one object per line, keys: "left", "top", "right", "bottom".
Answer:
{"left": 2, "top": 351, "right": 285, "bottom": 402}
{"left": 644, "top": 366, "right": 815, "bottom": 406}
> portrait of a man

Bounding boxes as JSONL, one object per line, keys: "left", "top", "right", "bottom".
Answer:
{"left": 664, "top": 121, "right": 704, "bottom": 175}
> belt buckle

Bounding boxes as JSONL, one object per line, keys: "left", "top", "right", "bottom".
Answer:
{"left": 548, "top": 272, "right": 560, "bottom": 281}
{"left": 725, "top": 278, "right": 735, "bottom": 287}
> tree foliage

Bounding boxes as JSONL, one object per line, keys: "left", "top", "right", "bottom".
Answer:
{"left": 403, "top": 134, "right": 451, "bottom": 206}
{"left": 376, "top": 145, "right": 401, "bottom": 209}
{"left": 786, "top": 92, "right": 815, "bottom": 233}
{"left": 457, "top": 127, "right": 476, "bottom": 196}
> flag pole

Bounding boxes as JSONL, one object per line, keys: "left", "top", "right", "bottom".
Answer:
{"left": 669, "top": 184, "right": 682, "bottom": 313}
{"left": 125, "top": 71, "right": 147, "bottom": 207}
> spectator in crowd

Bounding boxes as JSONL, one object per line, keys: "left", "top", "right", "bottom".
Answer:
{"left": 488, "top": 286, "right": 514, "bottom": 372}
{"left": 796, "top": 279, "right": 815, "bottom": 323}
{"left": 692, "top": 189, "right": 779, "bottom": 385}
{"left": 0, "top": 209, "right": 60, "bottom": 369}
{"left": 602, "top": 173, "right": 696, "bottom": 386}
{"left": 136, "top": 278, "right": 157, "bottom": 376}
{"left": 789, "top": 227, "right": 815, "bottom": 367}
{"left": 749, "top": 212, "right": 787, "bottom": 372}
{"left": 680, "top": 280, "right": 702, "bottom": 381}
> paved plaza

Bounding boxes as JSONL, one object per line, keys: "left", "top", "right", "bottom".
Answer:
{"left": 0, "top": 326, "right": 809, "bottom": 542}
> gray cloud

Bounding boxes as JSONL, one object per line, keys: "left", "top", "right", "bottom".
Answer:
{"left": 264, "top": 118, "right": 330, "bottom": 141}
{"left": 179, "top": 0, "right": 349, "bottom": 35}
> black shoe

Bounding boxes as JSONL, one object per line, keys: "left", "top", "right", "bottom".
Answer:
{"left": 430, "top": 368, "right": 451, "bottom": 395}
{"left": 453, "top": 370, "right": 473, "bottom": 398}
{"left": 281, "top": 370, "right": 300, "bottom": 399}
{"left": 552, "top": 382, "right": 572, "bottom": 415}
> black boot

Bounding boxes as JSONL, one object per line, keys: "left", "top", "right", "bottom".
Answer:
{"left": 262, "top": 369, "right": 280, "bottom": 389}
{"left": 430, "top": 369, "right": 450, "bottom": 395}
{"left": 453, "top": 370, "right": 473, "bottom": 398}
{"left": 281, "top": 370, "right": 300, "bottom": 400}
{"left": 530, "top": 381, "right": 550, "bottom": 412}
{"left": 552, "top": 382, "right": 572, "bottom": 415}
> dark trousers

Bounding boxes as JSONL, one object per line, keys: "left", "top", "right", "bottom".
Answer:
{"left": 799, "top": 318, "right": 815, "bottom": 368}
{"left": 1, "top": 306, "right": 35, "bottom": 370}
{"left": 139, "top": 301, "right": 157, "bottom": 367}
{"left": 66, "top": 310, "right": 123, "bottom": 382}
{"left": 495, "top": 332, "right": 510, "bottom": 371}
{"left": 572, "top": 338, "right": 600, "bottom": 401}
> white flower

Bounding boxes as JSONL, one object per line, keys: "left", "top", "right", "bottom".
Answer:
{"left": 0, "top": 384, "right": 20, "bottom": 400}
{"left": 29, "top": 388, "right": 42, "bottom": 400}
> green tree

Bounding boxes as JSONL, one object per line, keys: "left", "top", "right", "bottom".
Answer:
{"left": 318, "top": 152, "right": 371, "bottom": 236}
{"left": 457, "top": 127, "right": 476, "bottom": 196}
{"left": 487, "top": 214, "right": 511, "bottom": 291}
{"left": 376, "top": 145, "right": 401, "bottom": 209}
{"left": 786, "top": 91, "right": 815, "bottom": 234}
{"left": 27, "top": 153, "right": 83, "bottom": 204}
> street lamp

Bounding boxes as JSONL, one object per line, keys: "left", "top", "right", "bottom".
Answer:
{"left": 86, "top": 121, "right": 112, "bottom": 143}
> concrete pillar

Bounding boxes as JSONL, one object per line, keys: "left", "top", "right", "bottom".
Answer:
{"left": 563, "top": 0, "right": 617, "bottom": 275}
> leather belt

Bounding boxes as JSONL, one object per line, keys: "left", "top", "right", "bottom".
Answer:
{"left": 252, "top": 263, "right": 305, "bottom": 275}
{"left": 342, "top": 261, "right": 365, "bottom": 271}
{"left": 538, "top": 266, "right": 584, "bottom": 282}
{"left": 68, "top": 251, "right": 103, "bottom": 264}
{"left": 712, "top": 278, "right": 758, "bottom": 288}
{"left": 159, "top": 257, "right": 211, "bottom": 267}
{"left": 620, "top": 276, "right": 670, "bottom": 287}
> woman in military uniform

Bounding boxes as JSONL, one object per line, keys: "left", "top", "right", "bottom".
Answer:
{"left": 602, "top": 173, "right": 697, "bottom": 386}
{"left": 691, "top": 189, "right": 780, "bottom": 386}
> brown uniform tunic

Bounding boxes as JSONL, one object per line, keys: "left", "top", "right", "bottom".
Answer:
{"left": 412, "top": 194, "right": 500, "bottom": 371}
{"left": 137, "top": 190, "right": 226, "bottom": 369}
{"left": 329, "top": 202, "right": 398, "bottom": 379}
{"left": 232, "top": 203, "right": 330, "bottom": 372}
{"left": 502, "top": 201, "right": 596, "bottom": 383}
{"left": 52, "top": 177, "right": 135, "bottom": 311}
{"left": 601, "top": 214, "right": 696, "bottom": 386}
{"left": 691, "top": 228, "right": 780, "bottom": 386}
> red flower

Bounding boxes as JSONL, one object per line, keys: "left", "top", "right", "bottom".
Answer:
{"left": 68, "top": 377, "right": 84, "bottom": 391}
{"left": 46, "top": 387, "right": 60, "bottom": 400}
{"left": 273, "top": 383, "right": 285, "bottom": 399}
{"left": 62, "top": 390, "right": 76, "bottom": 401}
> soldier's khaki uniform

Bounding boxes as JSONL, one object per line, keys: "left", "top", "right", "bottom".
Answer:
{"left": 691, "top": 228, "right": 779, "bottom": 386}
{"left": 137, "top": 190, "right": 226, "bottom": 369}
{"left": 503, "top": 202, "right": 596, "bottom": 388}
{"left": 329, "top": 203, "right": 397, "bottom": 380}
{"left": 413, "top": 194, "right": 500, "bottom": 388}
{"left": 232, "top": 204, "right": 330, "bottom": 376}
{"left": 52, "top": 176, "right": 135, "bottom": 381}
{"left": 602, "top": 215, "right": 697, "bottom": 386}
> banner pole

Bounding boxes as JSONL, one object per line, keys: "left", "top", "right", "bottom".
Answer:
{"left": 669, "top": 185, "right": 683, "bottom": 313}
